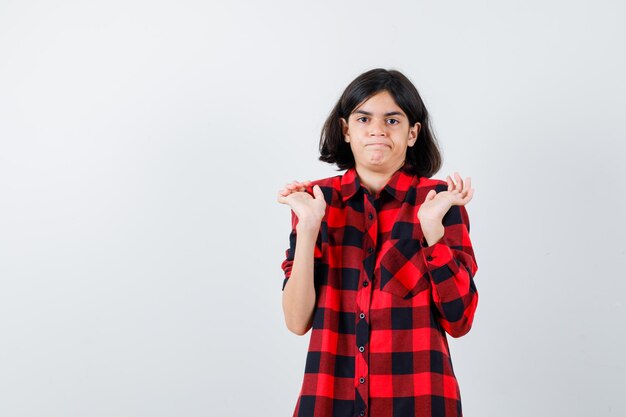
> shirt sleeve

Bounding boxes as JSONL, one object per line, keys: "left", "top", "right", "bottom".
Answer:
{"left": 419, "top": 203, "right": 479, "bottom": 338}
{"left": 280, "top": 209, "right": 324, "bottom": 291}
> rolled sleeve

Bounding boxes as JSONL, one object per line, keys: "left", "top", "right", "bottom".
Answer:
{"left": 419, "top": 204, "right": 479, "bottom": 337}
{"left": 280, "top": 210, "right": 323, "bottom": 291}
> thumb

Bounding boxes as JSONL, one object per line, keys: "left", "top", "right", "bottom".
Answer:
{"left": 312, "top": 184, "right": 324, "bottom": 199}
{"left": 425, "top": 189, "right": 437, "bottom": 201}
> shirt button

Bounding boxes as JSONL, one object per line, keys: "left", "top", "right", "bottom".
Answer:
{"left": 359, "top": 346, "right": 365, "bottom": 352}
{"left": 359, "top": 313, "right": 365, "bottom": 319}
{"left": 363, "top": 281, "right": 369, "bottom": 287}
{"left": 367, "top": 247, "right": 373, "bottom": 254}
{"left": 368, "top": 213, "right": 373, "bottom": 220}
{"left": 359, "top": 411, "right": 365, "bottom": 416}
{"left": 359, "top": 377, "right": 365, "bottom": 384}
{"left": 426, "top": 255, "right": 433, "bottom": 261}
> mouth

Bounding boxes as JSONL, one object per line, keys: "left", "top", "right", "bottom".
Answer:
{"left": 367, "top": 143, "right": 390, "bottom": 147}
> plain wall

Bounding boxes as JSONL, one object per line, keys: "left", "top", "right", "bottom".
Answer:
{"left": 1, "top": 1, "right": 625, "bottom": 416}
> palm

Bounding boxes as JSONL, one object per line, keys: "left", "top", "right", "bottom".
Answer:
{"left": 277, "top": 181, "right": 326, "bottom": 225}
{"left": 418, "top": 173, "right": 474, "bottom": 222}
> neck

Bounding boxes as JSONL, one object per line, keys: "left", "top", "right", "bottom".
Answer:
{"left": 355, "top": 160, "right": 405, "bottom": 196}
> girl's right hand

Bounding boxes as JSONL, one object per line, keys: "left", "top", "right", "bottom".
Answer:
{"left": 277, "top": 180, "right": 326, "bottom": 229}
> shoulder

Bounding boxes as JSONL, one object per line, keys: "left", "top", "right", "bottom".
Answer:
{"left": 309, "top": 174, "right": 340, "bottom": 188}
{"left": 417, "top": 176, "right": 446, "bottom": 187}
{"left": 305, "top": 173, "right": 342, "bottom": 205}
{"left": 417, "top": 176, "right": 448, "bottom": 192}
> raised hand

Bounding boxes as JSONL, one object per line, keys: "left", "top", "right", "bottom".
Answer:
{"left": 418, "top": 172, "right": 474, "bottom": 224}
{"left": 277, "top": 180, "right": 327, "bottom": 230}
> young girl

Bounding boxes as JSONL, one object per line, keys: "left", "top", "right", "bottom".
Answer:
{"left": 277, "top": 68, "right": 478, "bottom": 417}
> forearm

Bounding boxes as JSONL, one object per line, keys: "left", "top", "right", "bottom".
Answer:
{"left": 422, "top": 243, "right": 478, "bottom": 337}
{"left": 282, "top": 225, "right": 319, "bottom": 335}
{"left": 420, "top": 215, "right": 478, "bottom": 338}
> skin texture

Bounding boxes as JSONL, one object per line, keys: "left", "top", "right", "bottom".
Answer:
{"left": 339, "top": 90, "right": 420, "bottom": 192}
{"left": 276, "top": 90, "right": 474, "bottom": 334}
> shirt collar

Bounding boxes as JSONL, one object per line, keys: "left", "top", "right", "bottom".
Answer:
{"left": 341, "top": 162, "right": 417, "bottom": 203}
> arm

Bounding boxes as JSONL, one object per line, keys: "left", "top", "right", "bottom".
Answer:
{"left": 420, "top": 204, "right": 479, "bottom": 338}
{"left": 280, "top": 210, "right": 323, "bottom": 336}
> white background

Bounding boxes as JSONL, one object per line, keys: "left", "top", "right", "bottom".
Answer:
{"left": 1, "top": 1, "right": 625, "bottom": 416}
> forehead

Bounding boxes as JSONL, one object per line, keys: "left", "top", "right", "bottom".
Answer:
{"left": 352, "top": 90, "right": 405, "bottom": 115}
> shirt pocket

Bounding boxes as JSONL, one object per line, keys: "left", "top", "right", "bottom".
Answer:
{"left": 378, "top": 238, "right": 431, "bottom": 299}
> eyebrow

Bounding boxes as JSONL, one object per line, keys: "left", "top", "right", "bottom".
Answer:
{"left": 353, "top": 110, "right": 406, "bottom": 117}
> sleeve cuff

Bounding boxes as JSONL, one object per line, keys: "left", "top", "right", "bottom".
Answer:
{"left": 420, "top": 240, "right": 460, "bottom": 286}
{"left": 421, "top": 240, "right": 453, "bottom": 264}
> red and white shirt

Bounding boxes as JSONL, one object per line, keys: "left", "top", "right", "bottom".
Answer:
{"left": 281, "top": 163, "right": 479, "bottom": 417}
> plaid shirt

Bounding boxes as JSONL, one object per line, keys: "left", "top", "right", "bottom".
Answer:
{"left": 281, "top": 163, "right": 479, "bottom": 417}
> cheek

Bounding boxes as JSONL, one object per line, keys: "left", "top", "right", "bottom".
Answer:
{"left": 346, "top": 124, "right": 358, "bottom": 134}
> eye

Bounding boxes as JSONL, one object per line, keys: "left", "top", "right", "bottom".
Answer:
{"left": 387, "top": 118, "right": 399, "bottom": 125}
{"left": 356, "top": 116, "right": 368, "bottom": 123}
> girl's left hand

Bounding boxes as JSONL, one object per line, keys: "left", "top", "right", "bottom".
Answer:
{"left": 418, "top": 172, "right": 474, "bottom": 224}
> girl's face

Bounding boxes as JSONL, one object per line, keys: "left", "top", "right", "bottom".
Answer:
{"left": 340, "top": 90, "right": 420, "bottom": 174}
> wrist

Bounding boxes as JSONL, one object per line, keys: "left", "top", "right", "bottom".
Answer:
{"left": 421, "top": 222, "right": 444, "bottom": 247}
{"left": 296, "top": 220, "right": 321, "bottom": 235}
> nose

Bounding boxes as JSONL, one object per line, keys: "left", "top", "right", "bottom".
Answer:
{"left": 369, "top": 119, "right": 386, "bottom": 136}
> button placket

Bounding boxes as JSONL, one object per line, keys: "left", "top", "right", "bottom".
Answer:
{"left": 355, "top": 194, "right": 377, "bottom": 416}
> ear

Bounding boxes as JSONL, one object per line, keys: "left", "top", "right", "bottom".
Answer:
{"left": 408, "top": 122, "right": 421, "bottom": 147}
{"left": 340, "top": 117, "right": 350, "bottom": 139}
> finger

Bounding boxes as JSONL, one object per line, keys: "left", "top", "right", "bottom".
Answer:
{"left": 284, "top": 182, "right": 308, "bottom": 194}
{"left": 288, "top": 180, "right": 304, "bottom": 186}
{"left": 463, "top": 177, "right": 472, "bottom": 197}
{"left": 467, "top": 187, "right": 474, "bottom": 202}
{"left": 281, "top": 184, "right": 300, "bottom": 194}
{"left": 454, "top": 172, "right": 463, "bottom": 191}
{"left": 312, "top": 184, "right": 324, "bottom": 198}
{"left": 446, "top": 175, "right": 454, "bottom": 191}
{"left": 458, "top": 187, "right": 473, "bottom": 203}
{"left": 450, "top": 174, "right": 460, "bottom": 192}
